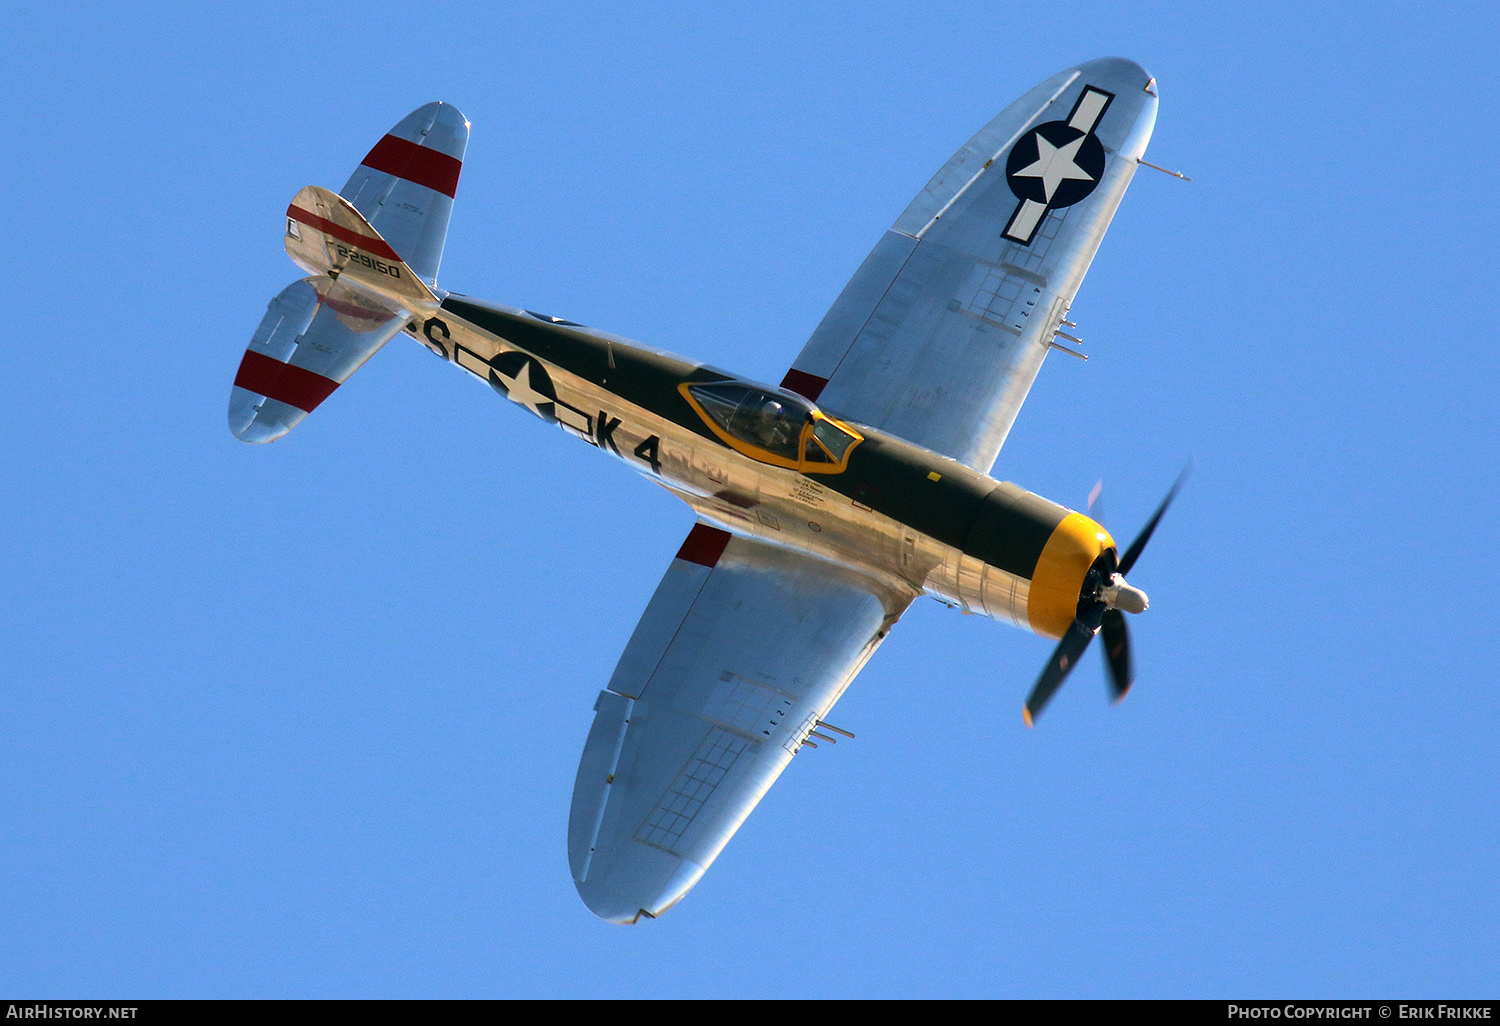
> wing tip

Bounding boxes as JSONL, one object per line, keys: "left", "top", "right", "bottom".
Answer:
{"left": 574, "top": 845, "right": 707, "bottom": 924}
{"left": 1072, "top": 56, "right": 1153, "bottom": 83}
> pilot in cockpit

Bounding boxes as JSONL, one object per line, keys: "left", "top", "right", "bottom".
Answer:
{"left": 750, "top": 398, "right": 797, "bottom": 451}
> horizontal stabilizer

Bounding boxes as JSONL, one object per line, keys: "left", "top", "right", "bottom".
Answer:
{"left": 229, "top": 277, "right": 405, "bottom": 443}
{"left": 230, "top": 103, "right": 465, "bottom": 445}
{"left": 285, "top": 185, "right": 439, "bottom": 312}
{"left": 340, "top": 101, "right": 467, "bottom": 287}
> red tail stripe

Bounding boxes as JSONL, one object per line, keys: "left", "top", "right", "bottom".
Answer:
{"left": 675, "top": 523, "right": 732, "bottom": 568}
{"left": 360, "top": 134, "right": 462, "bottom": 199}
{"left": 234, "top": 350, "right": 341, "bottom": 414}
{"left": 286, "top": 204, "right": 403, "bottom": 263}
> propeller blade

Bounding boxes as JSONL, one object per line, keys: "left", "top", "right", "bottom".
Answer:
{"left": 1101, "top": 607, "right": 1133, "bottom": 703}
{"left": 1118, "top": 465, "right": 1191, "bottom": 576}
{"left": 1024, "top": 618, "right": 1098, "bottom": 727}
{"left": 1087, "top": 478, "right": 1105, "bottom": 526}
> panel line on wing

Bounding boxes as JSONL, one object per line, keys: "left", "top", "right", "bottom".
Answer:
{"left": 635, "top": 576, "right": 715, "bottom": 698}
{"left": 912, "top": 71, "right": 1079, "bottom": 241}
{"left": 705, "top": 672, "right": 796, "bottom": 739}
{"left": 634, "top": 727, "right": 751, "bottom": 855}
{"left": 817, "top": 243, "right": 923, "bottom": 396}
{"left": 608, "top": 523, "right": 731, "bottom": 701}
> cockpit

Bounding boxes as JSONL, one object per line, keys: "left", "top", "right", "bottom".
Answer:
{"left": 681, "top": 381, "right": 863, "bottom": 473}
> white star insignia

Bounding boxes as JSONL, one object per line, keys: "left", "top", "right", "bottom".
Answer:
{"left": 495, "top": 359, "right": 552, "bottom": 417}
{"left": 1012, "top": 133, "right": 1094, "bottom": 202}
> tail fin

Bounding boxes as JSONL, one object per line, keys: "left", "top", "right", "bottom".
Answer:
{"left": 229, "top": 103, "right": 467, "bottom": 444}
{"left": 284, "top": 185, "right": 440, "bottom": 311}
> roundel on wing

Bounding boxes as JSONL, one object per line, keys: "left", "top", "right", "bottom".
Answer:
{"left": 488, "top": 350, "right": 558, "bottom": 422}
{"left": 1005, "top": 121, "right": 1106, "bottom": 210}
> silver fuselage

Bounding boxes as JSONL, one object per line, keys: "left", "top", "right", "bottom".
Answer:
{"left": 414, "top": 295, "right": 1111, "bottom": 638}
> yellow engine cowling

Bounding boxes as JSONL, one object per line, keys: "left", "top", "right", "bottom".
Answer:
{"left": 947, "top": 484, "right": 1117, "bottom": 638}
{"left": 1026, "top": 513, "right": 1116, "bottom": 639}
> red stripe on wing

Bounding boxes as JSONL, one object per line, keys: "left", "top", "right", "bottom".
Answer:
{"left": 780, "top": 368, "right": 828, "bottom": 402}
{"left": 360, "top": 134, "right": 462, "bottom": 199}
{"left": 234, "top": 350, "right": 341, "bottom": 413}
{"left": 675, "top": 524, "right": 732, "bottom": 568}
{"left": 286, "top": 204, "right": 403, "bottom": 263}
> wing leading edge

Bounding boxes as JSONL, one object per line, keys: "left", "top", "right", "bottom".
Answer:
{"left": 782, "top": 58, "right": 1159, "bottom": 473}
{"left": 568, "top": 524, "right": 913, "bottom": 922}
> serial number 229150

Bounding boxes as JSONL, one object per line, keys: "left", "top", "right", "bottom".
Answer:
{"left": 334, "top": 243, "right": 402, "bottom": 279}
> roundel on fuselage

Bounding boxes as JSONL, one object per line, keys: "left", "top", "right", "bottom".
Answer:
{"left": 488, "top": 350, "right": 558, "bottom": 422}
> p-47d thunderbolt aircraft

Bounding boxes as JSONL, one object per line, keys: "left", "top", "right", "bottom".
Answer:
{"left": 230, "top": 57, "right": 1183, "bottom": 923}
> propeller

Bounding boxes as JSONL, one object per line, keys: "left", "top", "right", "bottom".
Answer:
{"left": 1023, "top": 467, "right": 1188, "bottom": 726}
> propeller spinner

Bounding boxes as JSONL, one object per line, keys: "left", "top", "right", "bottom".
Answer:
{"left": 1023, "top": 469, "right": 1187, "bottom": 726}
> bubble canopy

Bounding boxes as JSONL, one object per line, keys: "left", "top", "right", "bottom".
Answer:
{"left": 682, "top": 381, "right": 863, "bottom": 473}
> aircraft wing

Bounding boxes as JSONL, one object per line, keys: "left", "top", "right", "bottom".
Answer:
{"left": 780, "top": 57, "right": 1159, "bottom": 473}
{"left": 568, "top": 523, "right": 914, "bottom": 922}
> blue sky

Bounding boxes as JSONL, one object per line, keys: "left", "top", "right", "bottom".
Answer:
{"left": 2, "top": 0, "right": 1497, "bottom": 998}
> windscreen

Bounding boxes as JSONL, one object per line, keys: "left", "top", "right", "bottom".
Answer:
{"left": 688, "top": 382, "right": 812, "bottom": 462}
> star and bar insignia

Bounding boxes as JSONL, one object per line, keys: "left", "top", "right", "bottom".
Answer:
{"left": 1002, "top": 86, "right": 1114, "bottom": 245}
